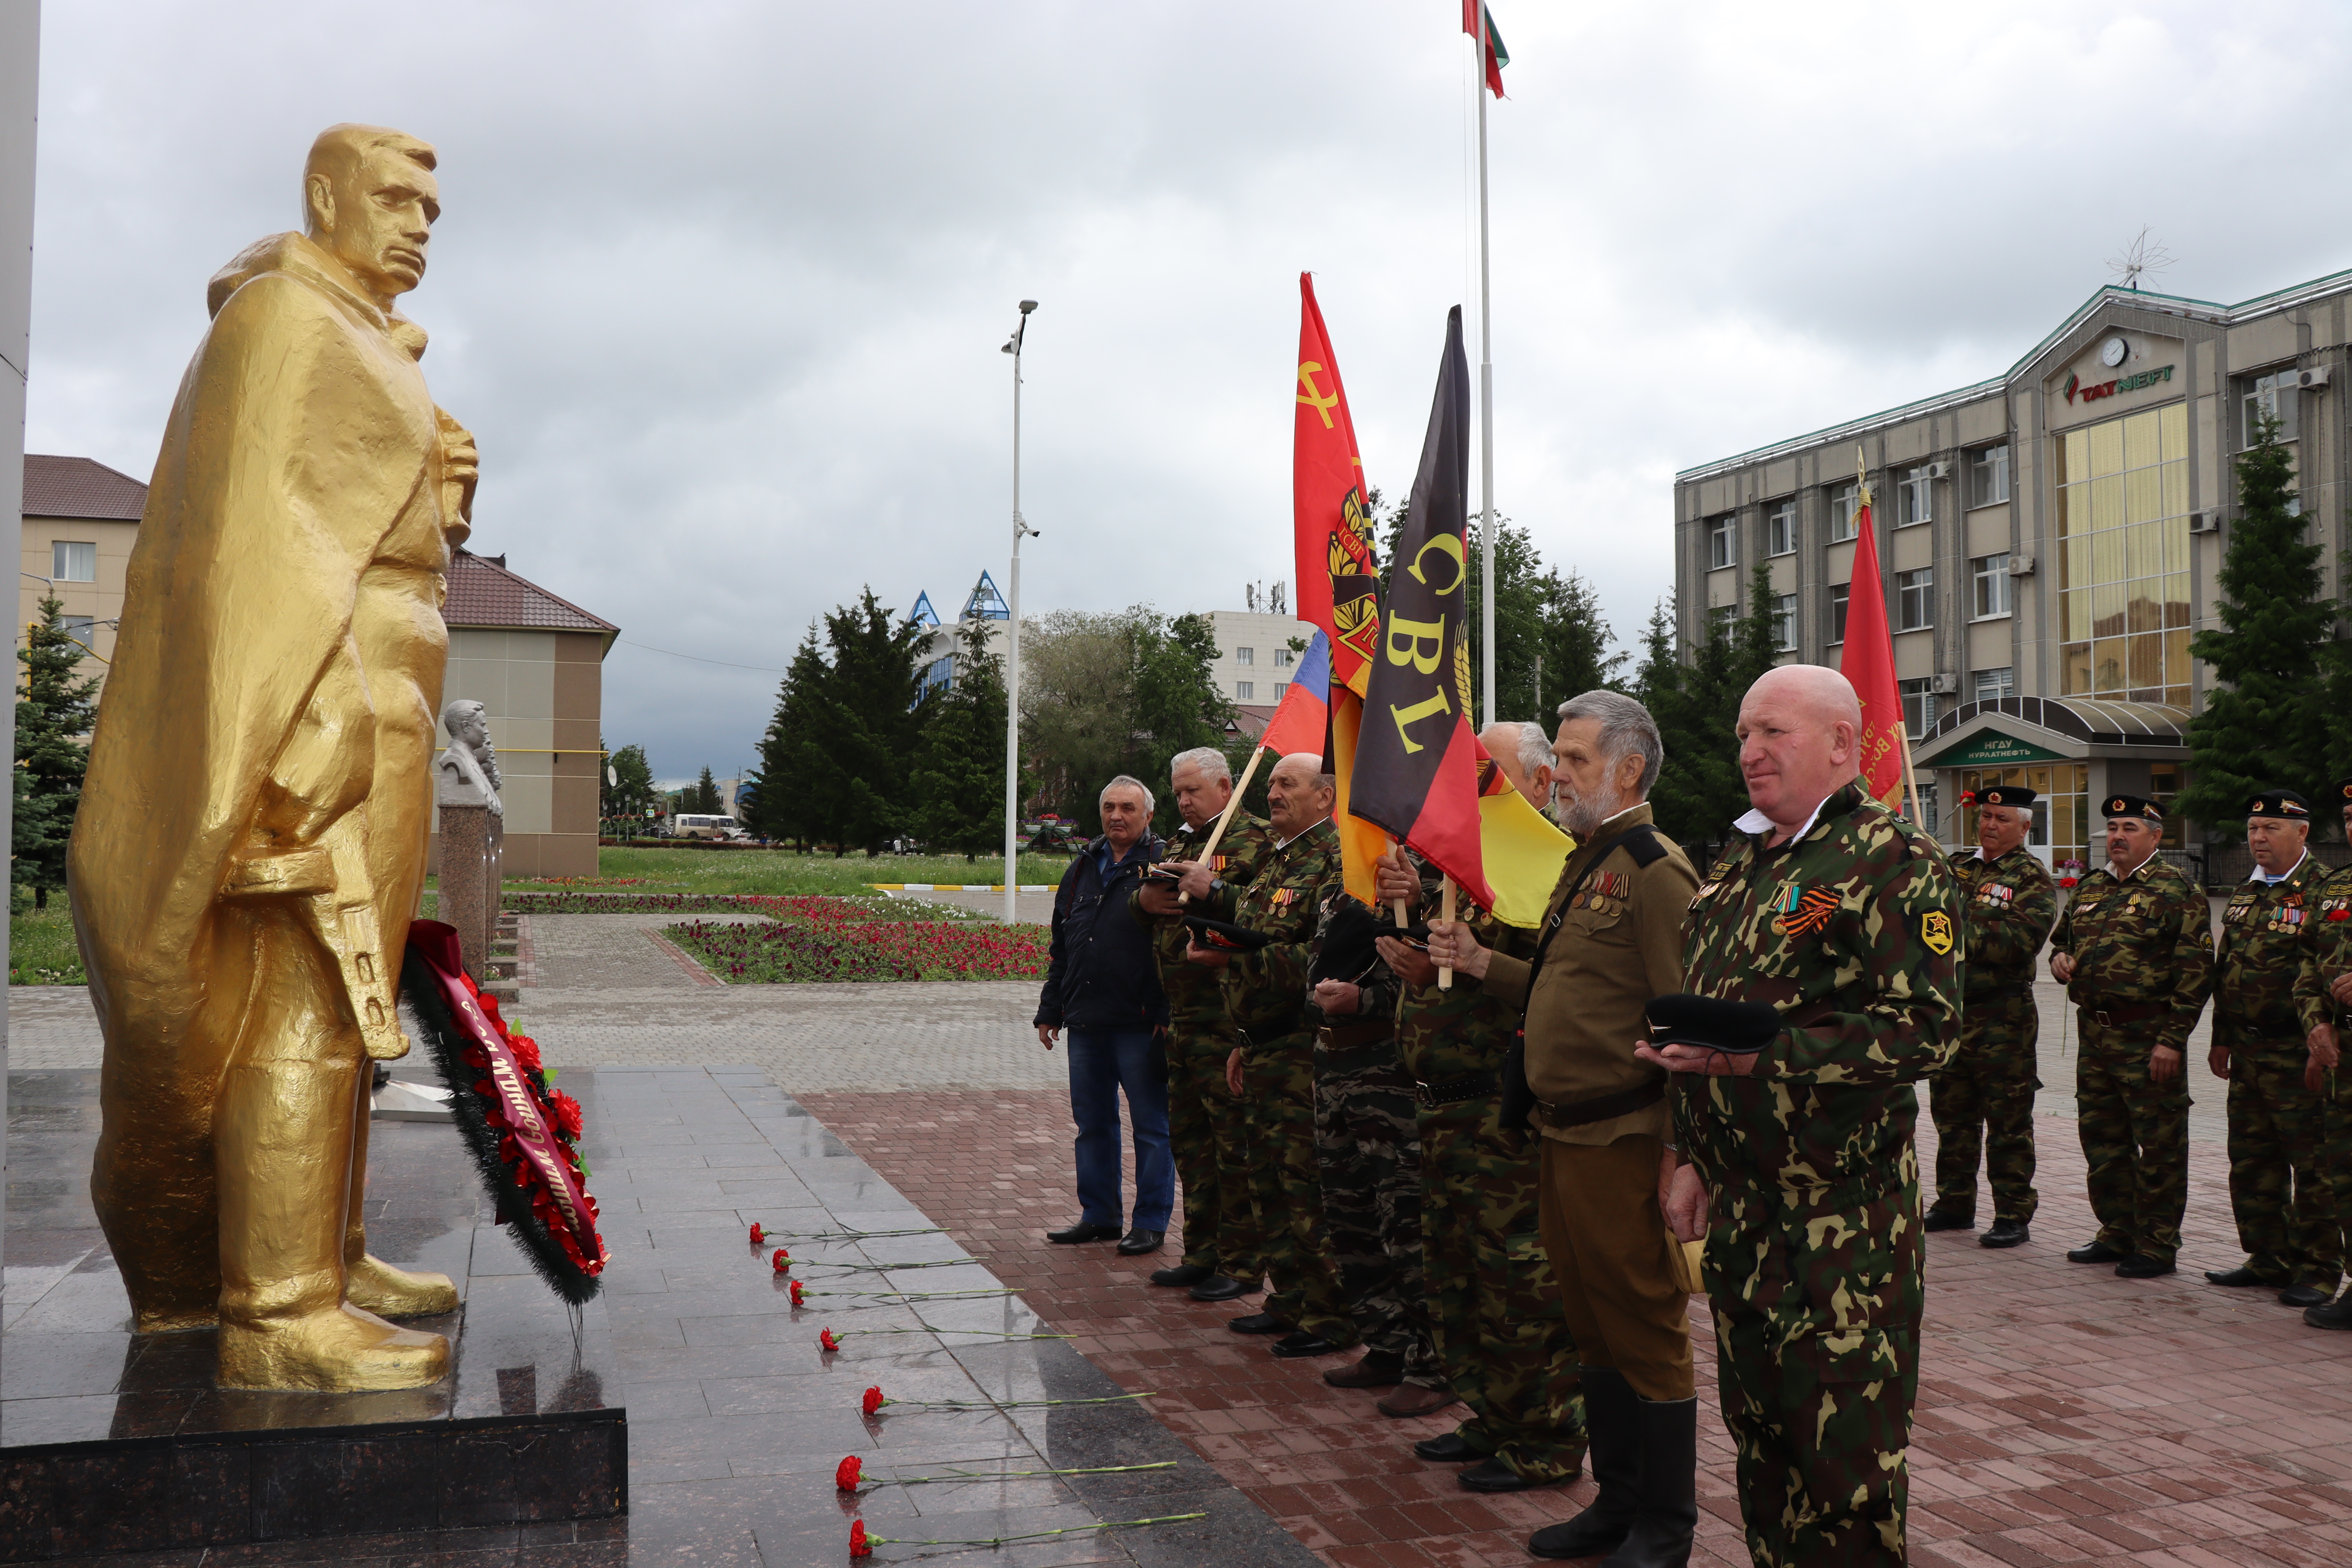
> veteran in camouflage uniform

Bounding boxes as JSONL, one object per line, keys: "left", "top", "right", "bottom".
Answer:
{"left": 1134, "top": 747, "right": 1272, "bottom": 1302}
{"left": 2203, "top": 790, "right": 2338, "bottom": 1307}
{"left": 1645, "top": 664, "right": 1959, "bottom": 1568}
{"left": 1372, "top": 721, "right": 1584, "bottom": 1492}
{"left": 1174, "top": 751, "right": 1356, "bottom": 1356}
{"left": 1926, "top": 784, "right": 2058, "bottom": 1247}
{"left": 2295, "top": 775, "right": 2352, "bottom": 1331}
{"left": 2048, "top": 793, "right": 2214, "bottom": 1278}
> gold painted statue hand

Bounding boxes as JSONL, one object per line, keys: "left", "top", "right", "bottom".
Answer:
{"left": 436, "top": 408, "right": 477, "bottom": 537}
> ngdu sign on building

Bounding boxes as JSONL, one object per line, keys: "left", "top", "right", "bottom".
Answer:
{"left": 1675, "top": 268, "right": 2351, "bottom": 873}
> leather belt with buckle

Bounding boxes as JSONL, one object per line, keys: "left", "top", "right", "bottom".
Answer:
{"left": 1414, "top": 1073, "right": 1497, "bottom": 1108}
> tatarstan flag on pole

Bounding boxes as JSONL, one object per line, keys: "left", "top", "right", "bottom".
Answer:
{"left": 1837, "top": 463, "right": 1912, "bottom": 812}
{"left": 1294, "top": 274, "right": 1388, "bottom": 905}
{"left": 1350, "top": 307, "right": 1490, "bottom": 908}
{"left": 1463, "top": 2, "right": 1508, "bottom": 97}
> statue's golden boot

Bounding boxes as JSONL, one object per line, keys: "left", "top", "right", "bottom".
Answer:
{"left": 217, "top": 1301, "right": 448, "bottom": 1392}
{"left": 344, "top": 1252, "right": 458, "bottom": 1317}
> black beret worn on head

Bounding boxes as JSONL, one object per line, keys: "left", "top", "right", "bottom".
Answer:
{"left": 1645, "top": 993, "right": 1784, "bottom": 1056}
{"left": 1977, "top": 785, "right": 2038, "bottom": 808}
{"left": 2336, "top": 776, "right": 2352, "bottom": 807}
{"left": 2102, "top": 793, "right": 2161, "bottom": 822}
{"left": 2243, "top": 789, "right": 2311, "bottom": 820}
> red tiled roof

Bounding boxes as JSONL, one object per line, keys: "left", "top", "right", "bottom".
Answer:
{"left": 1226, "top": 703, "right": 1279, "bottom": 739}
{"left": 22, "top": 455, "right": 147, "bottom": 520}
{"left": 443, "top": 548, "right": 618, "bottom": 635}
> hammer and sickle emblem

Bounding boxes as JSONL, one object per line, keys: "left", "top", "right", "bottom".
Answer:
{"left": 1298, "top": 362, "right": 1339, "bottom": 428}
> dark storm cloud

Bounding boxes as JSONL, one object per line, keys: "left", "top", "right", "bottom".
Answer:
{"left": 27, "top": 2, "right": 2352, "bottom": 773}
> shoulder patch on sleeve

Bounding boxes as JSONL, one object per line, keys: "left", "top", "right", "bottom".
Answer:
{"left": 1921, "top": 911, "right": 1955, "bottom": 955}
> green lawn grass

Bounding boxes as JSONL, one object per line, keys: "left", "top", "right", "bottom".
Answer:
{"left": 9, "top": 908, "right": 87, "bottom": 986}
{"left": 500, "top": 847, "right": 1071, "bottom": 897}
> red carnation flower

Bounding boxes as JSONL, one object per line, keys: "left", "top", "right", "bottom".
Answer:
{"left": 820, "top": 1328, "right": 841, "bottom": 1352}
{"left": 789, "top": 1279, "right": 805, "bottom": 1306}
{"left": 835, "top": 1455, "right": 863, "bottom": 1491}
{"left": 862, "top": 1385, "right": 885, "bottom": 1416}
{"left": 478, "top": 992, "right": 505, "bottom": 1024}
{"left": 509, "top": 1033, "right": 543, "bottom": 1074}
{"left": 2059, "top": 877, "right": 2079, "bottom": 889}
{"left": 772, "top": 1248, "right": 791, "bottom": 1274}
{"left": 2331, "top": 908, "right": 2349, "bottom": 923}
{"left": 550, "top": 1091, "right": 584, "bottom": 1141}
{"left": 749, "top": 1223, "right": 765, "bottom": 1245}
{"left": 849, "top": 1520, "right": 872, "bottom": 1557}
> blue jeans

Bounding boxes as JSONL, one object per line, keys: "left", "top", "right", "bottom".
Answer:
{"left": 1065, "top": 1027, "right": 1173, "bottom": 1230}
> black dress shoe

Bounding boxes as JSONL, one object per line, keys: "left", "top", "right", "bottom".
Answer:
{"left": 1046, "top": 1221, "right": 1122, "bottom": 1245}
{"left": 1189, "top": 1274, "right": 1250, "bottom": 1301}
{"left": 2306, "top": 1294, "right": 2352, "bottom": 1329}
{"left": 1116, "top": 1228, "right": 1165, "bottom": 1256}
{"left": 2115, "top": 1254, "right": 2176, "bottom": 1278}
{"left": 2204, "top": 1265, "right": 2278, "bottom": 1288}
{"left": 1323, "top": 1351, "right": 1405, "bottom": 1388}
{"left": 2066, "top": 1240, "right": 2127, "bottom": 1264}
{"left": 1980, "top": 1219, "right": 2030, "bottom": 1249}
{"left": 1270, "top": 1330, "right": 1346, "bottom": 1359}
{"left": 1922, "top": 1209, "right": 1976, "bottom": 1232}
{"left": 1414, "top": 1431, "right": 1481, "bottom": 1462}
{"left": 1457, "top": 1456, "right": 1559, "bottom": 1493}
{"left": 1149, "top": 1262, "right": 1211, "bottom": 1287}
{"left": 2279, "top": 1283, "right": 2332, "bottom": 1308}
{"left": 1228, "top": 1311, "right": 1290, "bottom": 1335}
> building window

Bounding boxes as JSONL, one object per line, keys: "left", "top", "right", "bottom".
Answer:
{"left": 1235, "top": 681, "right": 1254, "bottom": 701}
{"left": 52, "top": 541, "right": 96, "bottom": 583}
{"left": 1772, "top": 593, "right": 1797, "bottom": 651}
{"left": 1708, "top": 603, "right": 1737, "bottom": 639}
{"left": 2056, "top": 402, "right": 2192, "bottom": 707}
{"left": 1899, "top": 677, "right": 1937, "bottom": 737}
{"left": 1971, "top": 553, "right": 2012, "bottom": 619}
{"left": 1910, "top": 779, "right": 1938, "bottom": 833}
{"left": 1897, "top": 466, "right": 1933, "bottom": 527}
{"left": 1969, "top": 445, "right": 2010, "bottom": 507}
{"left": 1767, "top": 500, "right": 1796, "bottom": 556}
{"left": 1896, "top": 567, "right": 1933, "bottom": 631}
{"left": 1973, "top": 666, "right": 2014, "bottom": 704}
{"left": 1272, "top": 681, "right": 1288, "bottom": 699}
{"left": 1273, "top": 646, "right": 1294, "bottom": 668}
{"left": 2241, "top": 370, "right": 2301, "bottom": 447}
{"left": 1829, "top": 583, "right": 1850, "bottom": 644}
{"left": 1707, "top": 514, "right": 1737, "bottom": 570}
{"left": 1827, "top": 483, "right": 1858, "bottom": 543}
{"left": 60, "top": 615, "right": 95, "bottom": 652}
{"left": 1234, "top": 646, "right": 1254, "bottom": 666}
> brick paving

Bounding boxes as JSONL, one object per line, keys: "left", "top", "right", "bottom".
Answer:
{"left": 799, "top": 1088, "right": 2352, "bottom": 1567}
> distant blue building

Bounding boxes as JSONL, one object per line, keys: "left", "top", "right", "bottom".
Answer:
{"left": 913, "top": 571, "right": 1011, "bottom": 704}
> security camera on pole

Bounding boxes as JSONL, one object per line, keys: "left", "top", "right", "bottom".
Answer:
{"left": 1001, "top": 301, "right": 1038, "bottom": 925}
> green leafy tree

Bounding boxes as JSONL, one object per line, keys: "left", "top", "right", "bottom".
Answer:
{"left": 1020, "top": 606, "right": 1236, "bottom": 835}
{"left": 16, "top": 597, "right": 100, "bottom": 907}
{"left": 2182, "top": 415, "right": 2336, "bottom": 838}
{"left": 909, "top": 622, "right": 1010, "bottom": 858}
{"left": 602, "top": 742, "right": 655, "bottom": 837}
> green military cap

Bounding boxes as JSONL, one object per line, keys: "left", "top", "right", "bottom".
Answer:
{"left": 1645, "top": 993, "right": 1782, "bottom": 1056}
{"left": 2102, "top": 793, "right": 2161, "bottom": 822}
{"left": 1976, "top": 785, "right": 2037, "bottom": 808}
{"left": 2243, "top": 789, "right": 2311, "bottom": 820}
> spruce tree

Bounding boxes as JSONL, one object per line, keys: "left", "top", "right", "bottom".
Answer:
{"left": 2181, "top": 415, "right": 2335, "bottom": 838}
{"left": 1641, "top": 566, "right": 1779, "bottom": 857}
{"left": 1535, "top": 566, "right": 1625, "bottom": 711}
{"left": 909, "top": 622, "right": 1009, "bottom": 858}
{"left": 15, "top": 597, "right": 100, "bottom": 908}
{"left": 694, "top": 766, "right": 721, "bottom": 813}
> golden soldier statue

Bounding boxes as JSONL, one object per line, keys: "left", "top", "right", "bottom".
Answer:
{"left": 71, "top": 125, "right": 476, "bottom": 1391}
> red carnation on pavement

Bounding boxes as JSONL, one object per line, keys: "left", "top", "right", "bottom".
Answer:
{"left": 835, "top": 1455, "right": 863, "bottom": 1491}
{"left": 849, "top": 1519, "right": 872, "bottom": 1557}
{"left": 550, "top": 1091, "right": 584, "bottom": 1141}
{"left": 749, "top": 1223, "right": 765, "bottom": 1245}
{"left": 772, "top": 1248, "right": 791, "bottom": 1274}
{"left": 789, "top": 1279, "right": 805, "bottom": 1306}
{"left": 862, "top": 1385, "right": 885, "bottom": 1416}
{"left": 820, "top": 1328, "right": 841, "bottom": 1352}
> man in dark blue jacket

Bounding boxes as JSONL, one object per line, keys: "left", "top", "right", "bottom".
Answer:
{"left": 1035, "top": 775, "right": 1172, "bottom": 1253}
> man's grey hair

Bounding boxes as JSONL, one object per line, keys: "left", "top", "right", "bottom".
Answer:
{"left": 1168, "top": 746, "right": 1231, "bottom": 785}
{"left": 1510, "top": 721, "right": 1551, "bottom": 779}
{"left": 1100, "top": 774, "right": 1156, "bottom": 814}
{"left": 1554, "top": 690, "right": 1664, "bottom": 799}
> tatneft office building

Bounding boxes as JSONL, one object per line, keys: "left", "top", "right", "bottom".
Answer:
{"left": 1673, "top": 270, "right": 2352, "bottom": 873}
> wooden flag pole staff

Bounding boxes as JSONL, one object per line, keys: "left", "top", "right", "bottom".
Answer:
{"left": 1856, "top": 446, "right": 1924, "bottom": 824}
{"left": 1179, "top": 746, "right": 1267, "bottom": 905}
{"left": 1437, "top": 877, "right": 1455, "bottom": 990}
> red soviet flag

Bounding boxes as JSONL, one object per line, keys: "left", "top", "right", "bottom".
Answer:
{"left": 1838, "top": 490, "right": 1909, "bottom": 811}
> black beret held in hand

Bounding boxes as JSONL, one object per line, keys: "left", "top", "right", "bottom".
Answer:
{"left": 1183, "top": 915, "right": 1277, "bottom": 953}
{"left": 1645, "top": 993, "right": 1784, "bottom": 1056}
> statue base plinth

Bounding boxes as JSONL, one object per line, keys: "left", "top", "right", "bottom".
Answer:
{"left": 0, "top": 1069, "right": 625, "bottom": 1559}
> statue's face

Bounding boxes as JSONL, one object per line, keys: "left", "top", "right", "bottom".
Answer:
{"left": 309, "top": 146, "right": 439, "bottom": 301}
{"left": 451, "top": 704, "right": 487, "bottom": 749}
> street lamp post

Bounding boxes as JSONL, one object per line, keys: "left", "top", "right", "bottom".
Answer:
{"left": 1001, "top": 300, "right": 1038, "bottom": 926}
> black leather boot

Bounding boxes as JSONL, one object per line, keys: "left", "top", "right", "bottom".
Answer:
{"left": 1602, "top": 1394, "right": 1697, "bottom": 1567}
{"left": 1528, "top": 1365, "right": 1637, "bottom": 1559}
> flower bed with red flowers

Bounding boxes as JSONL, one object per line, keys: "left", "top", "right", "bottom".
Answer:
{"left": 505, "top": 891, "right": 976, "bottom": 920}
{"left": 666, "top": 914, "right": 1048, "bottom": 983}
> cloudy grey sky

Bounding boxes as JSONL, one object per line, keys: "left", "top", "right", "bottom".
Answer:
{"left": 26, "top": 2, "right": 2352, "bottom": 780}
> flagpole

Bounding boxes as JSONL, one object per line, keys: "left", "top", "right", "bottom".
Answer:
{"left": 1179, "top": 746, "right": 1267, "bottom": 905}
{"left": 1855, "top": 445, "right": 1923, "bottom": 822}
{"left": 1475, "top": 4, "right": 1496, "bottom": 729}
{"left": 1004, "top": 302, "right": 1037, "bottom": 925}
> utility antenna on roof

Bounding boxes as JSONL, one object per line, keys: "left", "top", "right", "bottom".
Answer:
{"left": 2106, "top": 226, "right": 2174, "bottom": 293}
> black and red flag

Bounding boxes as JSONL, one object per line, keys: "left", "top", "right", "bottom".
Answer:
{"left": 1349, "top": 307, "right": 1489, "bottom": 908}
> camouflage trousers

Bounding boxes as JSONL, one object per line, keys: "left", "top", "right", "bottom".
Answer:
{"left": 2076, "top": 1020, "right": 2191, "bottom": 1263}
{"left": 1419, "top": 1105, "right": 1583, "bottom": 1481}
{"left": 2226, "top": 1039, "right": 2341, "bottom": 1289}
{"left": 1165, "top": 1025, "right": 1259, "bottom": 1281}
{"left": 1242, "top": 1030, "right": 1354, "bottom": 1345}
{"left": 2319, "top": 1058, "right": 2352, "bottom": 1279}
{"left": 1314, "top": 1042, "right": 1441, "bottom": 1381}
{"left": 1705, "top": 1161, "right": 1924, "bottom": 1568}
{"left": 1928, "top": 994, "right": 2042, "bottom": 1223}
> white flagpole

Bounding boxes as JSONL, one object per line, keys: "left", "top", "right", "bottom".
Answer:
{"left": 1474, "top": 5, "right": 1497, "bottom": 729}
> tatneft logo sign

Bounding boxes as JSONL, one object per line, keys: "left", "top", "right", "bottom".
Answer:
{"left": 2063, "top": 363, "right": 2176, "bottom": 405}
